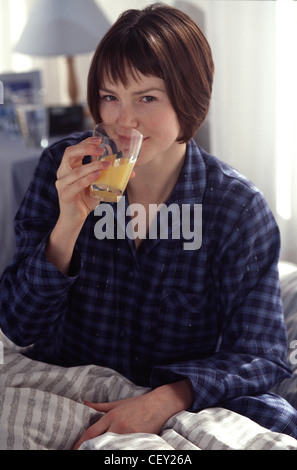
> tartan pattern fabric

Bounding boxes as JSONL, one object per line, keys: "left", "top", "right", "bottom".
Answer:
{"left": 1, "top": 133, "right": 297, "bottom": 436}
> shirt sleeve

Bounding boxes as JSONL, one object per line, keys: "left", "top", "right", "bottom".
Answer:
{"left": 150, "top": 190, "right": 292, "bottom": 411}
{"left": 0, "top": 141, "right": 81, "bottom": 347}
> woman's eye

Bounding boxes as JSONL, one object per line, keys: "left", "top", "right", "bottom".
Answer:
{"left": 100, "top": 95, "right": 117, "bottom": 102}
{"left": 141, "top": 96, "right": 156, "bottom": 103}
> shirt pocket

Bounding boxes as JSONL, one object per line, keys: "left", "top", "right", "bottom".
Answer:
{"left": 156, "top": 288, "right": 218, "bottom": 360}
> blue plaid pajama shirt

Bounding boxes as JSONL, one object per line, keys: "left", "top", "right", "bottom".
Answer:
{"left": 1, "top": 133, "right": 297, "bottom": 437}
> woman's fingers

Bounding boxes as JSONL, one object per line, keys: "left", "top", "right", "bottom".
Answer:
{"left": 84, "top": 401, "right": 118, "bottom": 412}
{"left": 72, "top": 415, "right": 109, "bottom": 450}
{"left": 72, "top": 403, "right": 117, "bottom": 450}
{"left": 57, "top": 159, "right": 110, "bottom": 187}
{"left": 55, "top": 160, "right": 110, "bottom": 201}
{"left": 57, "top": 137, "right": 103, "bottom": 179}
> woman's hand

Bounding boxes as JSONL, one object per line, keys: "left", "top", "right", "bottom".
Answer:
{"left": 45, "top": 137, "right": 109, "bottom": 274}
{"left": 55, "top": 136, "right": 109, "bottom": 227}
{"left": 72, "top": 379, "right": 194, "bottom": 450}
{"left": 46, "top": 135, "right": 135, "bottom": 274}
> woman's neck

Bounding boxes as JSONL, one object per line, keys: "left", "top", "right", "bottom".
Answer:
{"left": 127, "top": 142, "right": 186, "bottom": 206}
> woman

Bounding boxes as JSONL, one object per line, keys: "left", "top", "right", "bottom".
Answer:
{"left": 1, "top": 4, "right": 296, "bottom": 448}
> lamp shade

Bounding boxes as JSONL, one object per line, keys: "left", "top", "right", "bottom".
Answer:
{"left": 14, "top": 0, "right": 110, "bottom": 57}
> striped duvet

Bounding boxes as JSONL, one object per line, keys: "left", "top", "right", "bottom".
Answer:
{"left": 0, "top": 347, "right": 296, "bottom": 450}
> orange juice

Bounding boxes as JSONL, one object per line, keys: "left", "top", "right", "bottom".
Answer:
{"left": 90, "top": 154, "right": 135, "bottom": 201}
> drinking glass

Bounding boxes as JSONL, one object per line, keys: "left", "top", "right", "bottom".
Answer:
{"left": 90, "top": 123, "right": 143, "bottom": 202}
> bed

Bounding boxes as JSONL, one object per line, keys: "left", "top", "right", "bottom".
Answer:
{"left": 0, "top": 262, "right": 297, "bottom": 451}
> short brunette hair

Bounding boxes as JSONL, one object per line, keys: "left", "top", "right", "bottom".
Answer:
{"left": 87, "top": 3, "right": 214, "bottom": 143}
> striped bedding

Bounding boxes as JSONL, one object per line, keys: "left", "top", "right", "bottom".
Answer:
{"left": 0, "top": 347, "right": 297, "bottom": 450}
{"left": 1, "top": 264, "right": 297, "bottom": 451}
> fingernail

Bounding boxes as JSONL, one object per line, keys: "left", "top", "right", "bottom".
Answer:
{"left": 100, "top": 161, "right": 111, "bottom": 168}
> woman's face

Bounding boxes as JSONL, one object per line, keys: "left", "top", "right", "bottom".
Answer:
{"left": 98, "top": 69, "right": 184, "bottom": 167}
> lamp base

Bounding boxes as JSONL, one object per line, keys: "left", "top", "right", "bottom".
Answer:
{"left": 66, "top": 56, "right": 79, "bottom": 105}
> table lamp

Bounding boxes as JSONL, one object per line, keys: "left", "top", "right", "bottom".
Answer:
{"left": 14, "top": 0, "right": 110, "bottom": 104}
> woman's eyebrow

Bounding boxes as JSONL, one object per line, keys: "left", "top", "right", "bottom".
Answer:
{"left": 132, "top": 88, "right": 166, "bottom": 95}
{"left": 99, "top": 87, "right": 116, "bottom": 93}
{"left": 99, "top": 87, "right": 166, "bottom": 95}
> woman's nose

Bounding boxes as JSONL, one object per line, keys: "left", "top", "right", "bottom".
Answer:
{"left": 116, "top": 104, "right": 138, "bottom": 128}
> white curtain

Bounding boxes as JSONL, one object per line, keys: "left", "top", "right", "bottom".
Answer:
{"left": 274, "top": 1, "right": 297, "bottom": 264}
{"left": 199, "top": 0, "right": 297, "bottom": 264}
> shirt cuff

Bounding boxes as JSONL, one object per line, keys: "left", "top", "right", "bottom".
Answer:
{"left": 24, "top": 235, "right": 81, "bottom": 296}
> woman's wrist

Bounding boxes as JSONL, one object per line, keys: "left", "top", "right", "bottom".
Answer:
{"left": 150, "top": 379, "right": 194, "bottom": 419}
{"left": 45, "top": 215, "right": 84, "bottom": 275}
